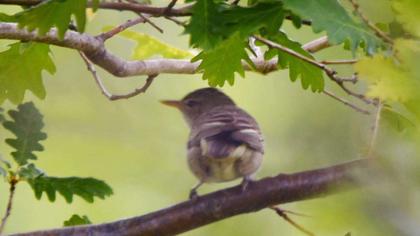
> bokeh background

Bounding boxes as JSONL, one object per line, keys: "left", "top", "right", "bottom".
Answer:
{"left": 1, "top": 1, "right": 419, "bottom": 235}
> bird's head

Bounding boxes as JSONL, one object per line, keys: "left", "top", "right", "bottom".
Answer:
{"left": 161, "top": 88, "right": 235, "bottom": 127}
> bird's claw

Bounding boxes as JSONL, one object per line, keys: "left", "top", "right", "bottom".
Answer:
{"left": 241, "top": 176, "right": 254, "bottom": 192}
{"left": 189, "top": 189, "right": 199, "bottom": 200}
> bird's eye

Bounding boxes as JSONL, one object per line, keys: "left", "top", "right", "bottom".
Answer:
{"left": 185, "top": 100, "right": 199, "bottom": 108}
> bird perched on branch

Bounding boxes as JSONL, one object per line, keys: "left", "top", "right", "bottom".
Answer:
{"left": 161, "top": 88, "right": 264, "bottom": 199}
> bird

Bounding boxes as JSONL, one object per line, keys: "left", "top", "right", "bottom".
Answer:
{"left": 161, "top": 88, "right": 264, "bottom": 199}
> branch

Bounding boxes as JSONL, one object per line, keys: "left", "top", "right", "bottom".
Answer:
{"left": 347, "top": 0, "right": 393, "bottom": 44}
{"left": 79, "top": 52, "right": 157, "bottom": 101}
{"left": 0, "top": 0, "right": 192, "bottom": 17}
{"left": 302, "top": 36, "right": 329, "bottom": 53}
{"left": 0, "top": 177, "right": 18, "bottom": 234}
{"left": 321, "top": 59, "right": 358, "bottom": 65}
{"left": 254, "top": 35, "right": 373, "bottom": 105}
{"left": 322, "top": 90, "right": 370, "bottom": 115}
{"left": 11, "top": 159, "right": 371, "bottom": 236}
{"left": 98, "top": 16, "right": 152, "bottom": 41}
{"left": 0, "top": 0, "right": 312, "bottom": 26}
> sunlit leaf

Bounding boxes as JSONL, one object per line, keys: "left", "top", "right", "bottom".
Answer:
{"left": 28, "top": 176, "right": 113, "bottom": 203}
{"left": 3, "top": 102, "right": 47, "bottom": 166}
{"left": 393, "top": 0, "right": 420, "bottom": 38}
{"left": 105, "top": 28, "right": 192, "bottom": 59}
{"left": 0, "top": 42, "right": 56, "bottom": 105}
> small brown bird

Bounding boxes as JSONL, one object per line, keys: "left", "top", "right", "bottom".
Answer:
{"left": 161, "top": 88, "right": 264, "bottom": 199}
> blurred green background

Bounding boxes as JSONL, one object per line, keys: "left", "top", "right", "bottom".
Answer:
{"left": 0, "top": 1, "right": 419, "bottom": 235}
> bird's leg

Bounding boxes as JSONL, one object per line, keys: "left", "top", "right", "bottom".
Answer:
{"left": 241, "top": 175, "right": 254, "bottom": 192}
{"left": 189, "top": 180, "right": 204, "bottom": 200}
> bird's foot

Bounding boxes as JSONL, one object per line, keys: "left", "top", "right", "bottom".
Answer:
{"left": 189, "top": 189, "right": 199, "bottom": 201}
{"left": 189, "top": 181, "right": 203, "bottom": 200}
{"left": 241, "top": 176, "right": 254, "bottom": 192}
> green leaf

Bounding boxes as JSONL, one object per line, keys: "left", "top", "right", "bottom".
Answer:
{"left": 185, "top": 1, "right": 285, "bottom": 49}
{"left": 63, "top": 214, "right": 92, "bottom": 226}
{"left": 281, "top": 0, "right": 381, "bottom": 53}
{"left": 16, "top": 0, "right": 87, "bottom": 39}
{"left": 92, "top": 0, "right": 100, "bottom": 12}
{"left": 192, "top": 33, "right": 250, "bottom": 86}
{"left": 3, "top": 102, "right": 47, "bottom": 166}
{"left": 0, "top": 155, "right": 11, "bottom": 169}
{"left": 355, "top": 39, "right": 420, "bottom": 103}
{"left": 0, "top": 13, "right": 17, "bottom": 22}
{"left": 104, "top": 28, "right": 192, "bottom": 59}
{"left": 18, "top": 163, "right": 44, "bottom": 180}
{"left": 267, "top": 31, "right": 324, "bottom": 92}
{"left": 381, "top": 107, "right": 415, "bottom": 132}
{"left": 221, "top": 3, "right": 284, "bottom": 37}
{"left": 0, "top": 108, "right": 5, "bottom": 123}
{"left": 0, "top": 42, "right": 56, "bottom": 105}
{"left": 28, "top": 176, "right": 113, "bottom": 203}
{"left": 355, "top": 55, "right": 419, "bottom": 101}
{"left": 185, "top": 0, "right": 222, "bottom": 49}
{"left": 393, "top": 0, "right": 420, "bottom": 38}
{"left": 0, "top": 166, "right": 6, "bottom": 178}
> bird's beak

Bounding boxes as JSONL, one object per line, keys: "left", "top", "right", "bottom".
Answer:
{"left": 160, "top": 100, "right": 182, "bottom": 109}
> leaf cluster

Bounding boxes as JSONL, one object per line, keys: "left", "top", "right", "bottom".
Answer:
{"left": 0, "top": 102, "right": 113, "bottom": 204}
{"left": 354, "top": 0, "right": 420, "bottom": 133}
{"left": 184, "top": 0, "right": 384, "bottom": 90}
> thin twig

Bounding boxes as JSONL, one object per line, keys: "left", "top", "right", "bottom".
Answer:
{"left": 321, "top": 59, "right": 358, "bottom": 65}
{"left": 164, "top": 0, "right": 178, "bottom": 15}
{"left": 98, "top": 16, "right": 148, "bottom": 41}
{"left": 164, "top": 16, "right": 187, "bottom": 26}
{"left": 348, "top": 0, "right": 393, "bottom": 44}
{"left": 137, "top": 13, "right": 164, "bottom": 33}
{"left": 323, "top": 90, "right": 370, "bottom": 115}
{"left": 254, "top": 35, "right": 372, "bottom": 105}
{"left": 0, "top": 177, "right": 18, "bottom": 235}
{"left": 270, "top": 206, "right": 316, "bottom": 236}
{"left": 79, "top": 51, "right": 113, "bottom": 98}
{"left": 108, "top": 74, "right": 157, "bottom": 101}
{"left": 79, "top": 52, "right": 157, "bottom": 101}
{"left": 366, "top": 102, "right": 382, "bottom": 157}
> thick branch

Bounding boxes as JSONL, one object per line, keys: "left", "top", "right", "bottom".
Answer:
{"left": 12, "top": 159, "right": 370, "bottom": 236}
{"left": 0, "top": 23, "right": 201, "bottom": 76}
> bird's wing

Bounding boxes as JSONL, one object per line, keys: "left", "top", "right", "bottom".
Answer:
{"left": 188, "top": 106, "right": 264, "bottom": 158}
